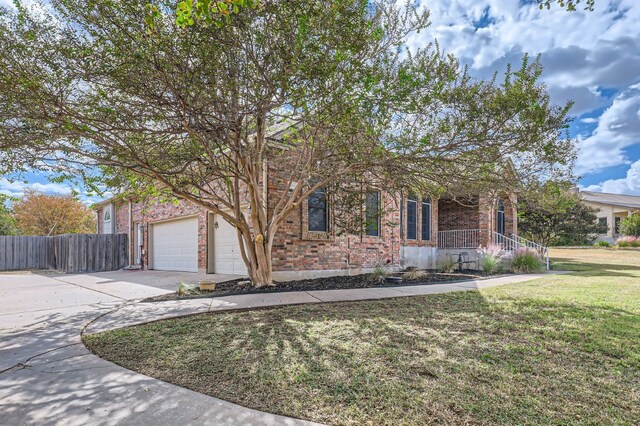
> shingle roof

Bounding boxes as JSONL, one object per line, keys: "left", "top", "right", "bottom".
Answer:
{"left": 581, "top": 190, "right": 640, "bottom": 209}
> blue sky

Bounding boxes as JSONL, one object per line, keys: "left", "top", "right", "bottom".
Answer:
{"left": 2, "top": 0, "right": 640, "bottom": 200}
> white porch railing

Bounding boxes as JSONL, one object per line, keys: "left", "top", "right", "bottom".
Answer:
{"left": 438, "top": 229, "right": 479, "bottom": 249}
{"left": 493, "top": 232, "right": 550, "bottom": 270}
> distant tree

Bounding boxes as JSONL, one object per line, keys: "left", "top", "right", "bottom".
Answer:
{"left": 619, "top": 215, "right": 640, "bottom": 237}
{"left": 518, "top": 181, "right": 605, "bottom": 247}
{"left": 0, "top": 193, "right": 18, "bottom": 235}
{"left": 12, "top": 190, "right": 95, "bottom": 236}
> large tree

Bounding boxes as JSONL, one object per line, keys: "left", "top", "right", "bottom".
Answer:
{"left": 0, "top": 1, "right": 574, "bottom": 285}
{"left": 11, "top": 190, "right": 96, "bottom": 236}
{"left": 518, "top": 181, "right": 605, "bottom": 247}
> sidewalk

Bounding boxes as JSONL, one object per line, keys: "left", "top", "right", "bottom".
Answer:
{"left": 85, "top": 273, "right": 550, "bottom": 335}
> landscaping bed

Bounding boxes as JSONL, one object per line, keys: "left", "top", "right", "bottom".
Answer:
{"left": 142, "top": 270, "right": 489, "bottom": 303}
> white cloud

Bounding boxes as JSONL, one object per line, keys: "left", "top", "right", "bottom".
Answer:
{"left": 0, "top": 178, "right": 74, "bottom": 197}
{"left": 582, "top": 159, "right": 640, "bottom": 194}
{"left": 575, "top": 84, "right": 640, "bottom": 174}
{"left": 407, "top": 1, "right": 640, "bottom": 188}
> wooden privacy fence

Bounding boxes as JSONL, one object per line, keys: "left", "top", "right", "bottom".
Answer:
{"left": 0, "top": 234, "right": 128, "bottom": 273}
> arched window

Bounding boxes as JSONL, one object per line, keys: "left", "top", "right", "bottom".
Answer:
{"left": 496, "top": 198, "right": 505, "bottom": 235}
{"left": 104, "top": 209, "right": 111, "bottom": 223}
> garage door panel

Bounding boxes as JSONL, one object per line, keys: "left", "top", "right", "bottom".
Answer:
{"left": 213, "top": 217, "right": 248, "bottom": 275}
{"left": 152, "top": 217, "right": 198, "bottom": 272}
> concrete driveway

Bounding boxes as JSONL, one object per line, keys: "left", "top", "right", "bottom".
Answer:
{"left": 0, "top": 271, "right": 310, "bottom": 426}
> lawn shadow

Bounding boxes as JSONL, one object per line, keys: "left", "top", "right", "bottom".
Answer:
{"left": 84, "top": 287, "right": 640, "bottom": 425}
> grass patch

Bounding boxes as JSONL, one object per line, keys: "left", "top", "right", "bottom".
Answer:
{"left": 84, "top": 249, "right": 640, "bottom": 425}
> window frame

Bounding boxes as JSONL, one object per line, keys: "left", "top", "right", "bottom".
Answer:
{"left": 614, "top": 216, "right": 621, "bottom": 234}
{"left": 307, "top": 187, "right": 328, "bottom": 233}
{"left": 103, "top": 209, "right": 111, "bottom": 223}
{"left": 496, "top": 198, "right": 505, "bottom": 235}
{"left": 365, "top": 191, "right": 381, "bottom": 237}
{"left": 598, "top": 217, "right": 608, "bottom": 231}
{"left": 421, "top": 197, "right": 431, "bottom": 241}
{"left": 406, "top": 194, "right": 418, "bottom": 240}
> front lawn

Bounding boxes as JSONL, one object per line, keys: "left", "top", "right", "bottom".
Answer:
{"left": 84, "top": 249, "right": 640, "bottom": 425}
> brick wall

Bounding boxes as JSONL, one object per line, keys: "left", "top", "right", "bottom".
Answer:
{"left": 269, "top": 187, "right": 438, "bottom": 272}
{"left": 98, "top": 199, "right": 209, "bottom": 271}
{"left": 437, "top": 198, "right": 479, "bottom": 232}
{"left": 437, "top": 194, "right": 517, "bottom": 247}
{"left": 270, "top": 192, "right": 403, "bottom": 271}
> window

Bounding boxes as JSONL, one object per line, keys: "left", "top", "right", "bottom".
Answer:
{"left": 365, "top": 191, "right": 380, "bottom": 236}
{"left": 496, "top": 198, "right": 505, "bottom": 235}
{"left": 104, "top": 209, "right": 111, "bottom": 223}
{"left": 400, "top": 196, "right": 404, "bottom": 238}
{"left": 598, "top": 217, "right": 607, "bottom": 231}
{"left": 421, "top": 197, "right": 431, "bottom": 240}
{"left": 615, "top": 217, "right": 621, "bottom": 234}
{"left": 308, "top": 187, "right": 328, "bottom": 232}
{"left": 406, "top": 194, "right": 417, "bottom": 240}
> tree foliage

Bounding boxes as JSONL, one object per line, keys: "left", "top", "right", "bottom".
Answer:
{"left": 535, "top": 0, "right": 595, "bottom": 11}
{"left": 11, "top": 190, "right": 96, "bottom": 236}
{"left": 619, "top": 215, "right": 640, "bottom": 237}
{"left": 167, "top": 0, "right": 597, "bottom": 29}
{"left": 0, "top": 193, "right": 18, "bottom": 235}
{"left": 0, "top": 0, "right": 575, "bottom": 284}
{"left": 518, "top": 182, "right": 605, "bottom": 247}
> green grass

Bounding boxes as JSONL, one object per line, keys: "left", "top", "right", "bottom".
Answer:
{"left": 84, "top": 249, "right": 640, "bottom": 425}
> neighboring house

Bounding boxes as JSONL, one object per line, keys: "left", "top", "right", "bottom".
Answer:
{"left": 580, "top": 190, "right": 640, "bottom": 242}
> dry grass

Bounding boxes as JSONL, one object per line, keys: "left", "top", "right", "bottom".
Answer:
{"left": 84, "top": 249, "right": 640, "bottom": 425}
{"left": 403, "top": 268, "right": 428, "bottom": 280}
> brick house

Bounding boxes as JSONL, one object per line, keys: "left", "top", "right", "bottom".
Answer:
{"left": 94, "top": 183, "right": 518, "bottom": 280}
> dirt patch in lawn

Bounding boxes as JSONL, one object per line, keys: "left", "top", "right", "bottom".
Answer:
{"left": 141, "top": 270, "right": 493, "bottom": 302}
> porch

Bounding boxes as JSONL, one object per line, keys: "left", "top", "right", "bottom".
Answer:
{"left": 435, "top": 196, "right": 549, "bottom": 269}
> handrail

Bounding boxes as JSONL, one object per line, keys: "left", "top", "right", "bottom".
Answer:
{"left": 511, "top": 234, "right": 545, "bottom": 251}
{"left": 437, "top": 229, "right": 479, "bottom": 249}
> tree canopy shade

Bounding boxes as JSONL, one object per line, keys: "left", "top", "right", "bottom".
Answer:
{"left": 0, "top": 0, "right": 575, "bottom": 285}
{"left": 11, "top": 190, "right": 96, "bottom": 236}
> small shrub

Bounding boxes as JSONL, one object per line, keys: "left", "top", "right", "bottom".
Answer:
{"left": 616, "top": 236, "right": 640, "bottom": 248}
{"left": 477, "top": 244, "right": 506, "bottom": 274}
{"left": 404, "top": 268, "right": 428, "bottom": 280}
{"left": 369, "top": 263, "right": 390, "bottom": 283}
{"left": 438, "top": 257, "right": 456, "bottom": 273}
{"left": 177, "top": 282, "right": 198, "bottom": 295}
{"left": 619, "top": 214, "right": 640, "bottom": 237}
{"left": 594, "top": 241, "right": 611, "bottom": 247}
{"left": 511, "top": 248, "right": 544, "bottom": 273}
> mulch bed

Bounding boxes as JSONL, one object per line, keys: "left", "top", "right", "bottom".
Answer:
{"left": 141, "top": 270, "right": 498, "bottom": 303}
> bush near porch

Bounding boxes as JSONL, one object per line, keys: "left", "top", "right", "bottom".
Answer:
{"left": 84, "top": 248, "right": 640, "bottom": 425}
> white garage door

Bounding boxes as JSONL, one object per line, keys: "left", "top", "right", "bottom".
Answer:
{"left": 213, "top": 217, "right": 248, "bottom": 275}
{"left": 151, "top": 217, "right": 199, "bottom": 272}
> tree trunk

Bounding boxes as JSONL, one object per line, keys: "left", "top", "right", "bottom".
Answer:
{"left": 246, "top": 233, "right": 274, "bottom": 287}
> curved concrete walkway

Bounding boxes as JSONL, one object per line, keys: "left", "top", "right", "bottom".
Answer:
{"left": 1, "top": 272, "right": 550, "bottom": 425}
